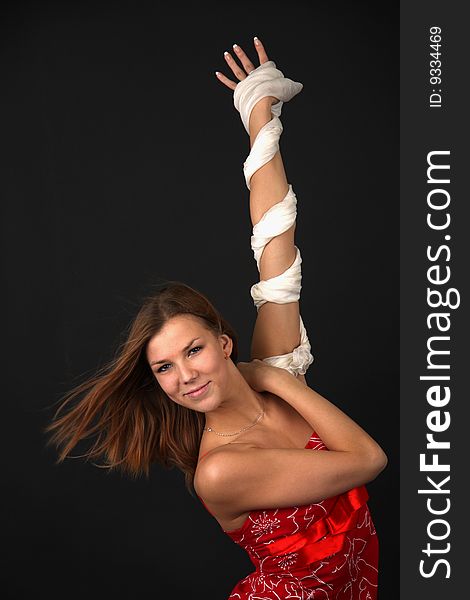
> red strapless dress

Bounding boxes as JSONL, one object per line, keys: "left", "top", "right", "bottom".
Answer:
{"left": 198, "top": 431, "right": 379, "bottom": 599}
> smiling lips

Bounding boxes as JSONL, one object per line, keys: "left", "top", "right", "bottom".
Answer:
{"left": 185, "top": 381, "right": 210, "bottom": 398}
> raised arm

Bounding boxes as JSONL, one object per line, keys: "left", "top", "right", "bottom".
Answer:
{"left": 248, "top": 99, "right": 303, "bottom": 371}
{"left": 216, "top": 38, "right": 311, "bottom": 384}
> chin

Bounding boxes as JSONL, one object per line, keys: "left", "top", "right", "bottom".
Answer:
{"left": 169, "top": 381, "right": 214, "bottom": 407}
{"left": 184, "top": 398, "right": 219, "bottom": 414}
{"left": 186, "top": 386, "right": 222, "bottom": 411}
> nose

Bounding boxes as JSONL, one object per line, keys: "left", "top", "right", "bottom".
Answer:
{"left": 179, "top": 362, "right": 198, "bottom": 385}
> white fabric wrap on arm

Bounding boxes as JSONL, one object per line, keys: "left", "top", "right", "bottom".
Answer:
{"left": 234, "top": 61, "right": 314, "bottom": 377}
{"left": 233, "top": 60, "right": 303, "bottom": 135}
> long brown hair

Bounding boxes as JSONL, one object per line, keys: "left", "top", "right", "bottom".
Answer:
{"left": 44, "top": 281, "right": 239, "bottom": 497}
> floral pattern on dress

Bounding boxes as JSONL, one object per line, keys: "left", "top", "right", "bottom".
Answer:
{"left": 200, "top": 431, "right": 379, "bottom": 599}
{"left": 250, "top": 512, "right": 282, "bottom": 542}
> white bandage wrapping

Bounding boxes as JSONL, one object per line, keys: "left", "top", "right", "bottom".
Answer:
{"left": 233, "top": 60, "right": 303, "bottom": 135}
{"left": 234, "top": 62, "right": 314, "bottom": 377}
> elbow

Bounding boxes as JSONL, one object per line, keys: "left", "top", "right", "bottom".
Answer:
{"left": 370, "top": 447, "right": 388, "bottom": 477}
{"left": 357, "top": 445, "right": 388, "bottom": 482}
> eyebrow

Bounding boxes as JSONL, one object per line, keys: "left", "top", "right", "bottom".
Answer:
{"left": 149, "top": 337, "right": 201, "bottom": 367}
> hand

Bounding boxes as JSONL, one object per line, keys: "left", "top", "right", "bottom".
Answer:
{"left": 237, "top": 358, "right": 286, "bottom": 393}
{"left": 215, "top": 37, "right": 277, "bottom": 105}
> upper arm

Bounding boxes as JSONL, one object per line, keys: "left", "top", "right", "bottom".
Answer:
{"left": 197, "top": 445, "right": 386, "bottom": 517}
{"left": 250, "top": 302, "right": 302, "bottom": 363}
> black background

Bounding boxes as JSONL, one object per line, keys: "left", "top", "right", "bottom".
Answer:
{"left": 1, "top": 1, "right": 398, "bottom": 598}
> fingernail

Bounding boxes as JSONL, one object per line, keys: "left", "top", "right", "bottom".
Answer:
{"left": 224, "top": 51, "right": 229, "bottom": 57}
{"left": 233, "top": 43, "right": 239, "bottom": 50}
{"left": 215, "top": 71, "right": 220, "bottom": 76}
{"left": 254, "top": 36, "right": 260, "bottom": 45}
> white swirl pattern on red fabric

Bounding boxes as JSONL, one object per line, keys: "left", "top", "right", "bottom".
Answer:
{"left": 225, "top": 434, "right": 379, "bottom": 599}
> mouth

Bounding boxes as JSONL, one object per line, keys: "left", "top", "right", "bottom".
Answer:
{"left": 184, "top": 381, "right": 211, "bottom": 399}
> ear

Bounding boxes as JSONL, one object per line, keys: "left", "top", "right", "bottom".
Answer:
{"left": 219, "top": 333, "right": 233, "bottom": 358}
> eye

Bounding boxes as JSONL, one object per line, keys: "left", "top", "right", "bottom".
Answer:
{"left": 156, "top": 346, "right": 203, "bottom": 374}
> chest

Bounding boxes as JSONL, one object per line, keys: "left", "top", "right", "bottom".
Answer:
{"left": 197, "top": 394, "right": 314, "bottom": 532}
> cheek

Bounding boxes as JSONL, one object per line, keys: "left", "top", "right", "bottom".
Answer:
{"left": 206, "top": 354, "right": 223, "bottom": 372}
{"left": 154, "top": 374, "right": 177, "bottom": 395}
{"left": 202, "top": 346, "right": 225, "bottom": 369}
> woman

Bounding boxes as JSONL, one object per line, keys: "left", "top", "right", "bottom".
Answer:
{"left": 45, "top": 37, "right": 387, "bottom": 599}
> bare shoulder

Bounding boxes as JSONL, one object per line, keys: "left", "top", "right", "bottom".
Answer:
{"left": 195, "top": 442, "right": 257, "bottom": 486}
{"left": 194, "top": 442, "right": 257, "bottom": 509}
{"left": 195, "top": 436, "right": 385, "bottom": 516}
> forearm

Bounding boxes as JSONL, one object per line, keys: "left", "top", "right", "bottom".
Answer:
{"left": 249, "top": 98, "right": 273, "bottom": 144}
{"left": 268, "top": 370, "right": 387, "bottom": 462}
{"left": 248, "top": 100, "right": 290, "bottom": 228}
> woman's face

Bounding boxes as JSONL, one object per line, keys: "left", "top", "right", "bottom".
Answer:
{"left": 146, "top": 314, "right": 233, "bottom": 411}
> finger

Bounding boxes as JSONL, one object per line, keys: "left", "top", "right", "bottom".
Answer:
{"left": 232, "top": 43, "right": 256, "bottom": 74}
{"left": 215, "top": 70, "right": 237, "bottom": 91}
{"left": 223, "top": 50, "right": 247, "bottom": 81}
{"left": 253, "top": 37, "right": 269, "bottom": 64}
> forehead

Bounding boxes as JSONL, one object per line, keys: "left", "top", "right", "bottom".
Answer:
{"left": 146, "top": 315, "right": 209, "bottom": 360}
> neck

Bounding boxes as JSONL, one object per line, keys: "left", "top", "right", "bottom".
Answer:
{"left": 204, "top": 365, "right": 265, "bottom": 435}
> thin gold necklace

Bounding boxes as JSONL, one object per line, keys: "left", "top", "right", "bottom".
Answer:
{"left": 203, "top": 397, "right": 265, "bottom": 437}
